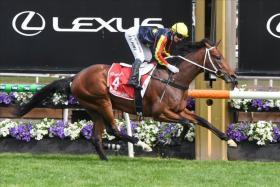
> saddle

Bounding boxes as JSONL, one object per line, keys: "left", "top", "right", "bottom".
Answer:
{"left": 107, "top": 62, "right": 156, "bottom": 101}
{"left": 119, "top": 62, "right": 155, "bottom": 76}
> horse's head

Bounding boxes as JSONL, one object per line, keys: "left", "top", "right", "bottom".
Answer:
{"left": 203, "top": 40, "right": 237, "bottom": 84}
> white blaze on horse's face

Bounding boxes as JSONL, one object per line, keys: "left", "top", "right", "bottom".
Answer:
{"left": 204, "top": 42, "right": 236, "bottom": 80}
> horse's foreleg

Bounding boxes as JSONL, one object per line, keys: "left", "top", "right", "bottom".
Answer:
{"left": 156, "top": 108, "right": 236, "bottom": 146}
{"left": 181, "top": 109, "right": 237, "bottom": 147}
{"left": 180, "top": 109, "right": 227, "bottom": 140}
{"left": 155, "top": 109, "right": 194, "bottom": 141}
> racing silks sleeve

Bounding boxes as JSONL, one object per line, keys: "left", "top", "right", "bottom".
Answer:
{"left": 154, "top": 35, "right": 169, "bottom": 66}
{"left": 163, "top": 48, "right": 171, "bottom": 57}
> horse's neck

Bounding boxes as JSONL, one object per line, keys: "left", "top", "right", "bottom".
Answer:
{"left": 175, "top": 49, "right": 204, "bottom": 86}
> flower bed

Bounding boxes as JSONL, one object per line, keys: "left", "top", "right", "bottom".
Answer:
{"left": 229, "top": 85, "right": 280, "bottom": 112}
{"left": 0, "top": 118, "right": 195, "bottom": 158}
{"left": 226, "top": 121, "right": 280, "bottom": 161}
{"left": 0, "top": 90, "right": 195, "bottom": 158}
{"left": 0, "top": 92, "right": 79, "bottom": 108}
{"left": 226, "top": 121, "right": 280, "bottom": 145}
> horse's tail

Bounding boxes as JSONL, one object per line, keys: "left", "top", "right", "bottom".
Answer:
{"left": 15, "top": 76, "right": 74, "bottom": 117}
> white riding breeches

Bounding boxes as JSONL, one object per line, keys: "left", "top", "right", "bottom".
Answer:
{"left": 125, "top": 26, "right": 152, "bottom": 63}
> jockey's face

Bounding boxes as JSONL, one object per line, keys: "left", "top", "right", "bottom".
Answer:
{"left": 173, "top": 34, "right": 184, "bottom": 43}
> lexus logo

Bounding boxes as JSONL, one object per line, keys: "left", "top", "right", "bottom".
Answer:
{"left": 12, "top": 11, "right": 164, "bottom": 36}
{"left": 12, "top": 11, "right": 46, "bottom": 36}
{"left": 266, "top": 13, "right": 280, "bottom": 39}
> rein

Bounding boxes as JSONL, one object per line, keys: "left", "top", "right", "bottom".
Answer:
{"left": 166, "top": 46, "right": 218, "bottom": 74}
{"left": 151, "top": 46, "right": 218, "bottom": 91}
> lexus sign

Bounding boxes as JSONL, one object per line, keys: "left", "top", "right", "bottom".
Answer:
{"left": 12, "top": 11, "right": 46, "bottom": 36}
{"left": 266, "top": 13, "right": 280, "bottom": 39}
{"left": 12, "top": 11, "right": 164, "bottom": 36}
{"left": 0, "top": 0, "right": 192, "bottom": 73}
{"left": 239, "top": 0, "right": 280, "bottom": 76}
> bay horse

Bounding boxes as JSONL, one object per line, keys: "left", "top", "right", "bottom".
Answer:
{"left": 16, "top": 38, "right": 237, "bottom": 160}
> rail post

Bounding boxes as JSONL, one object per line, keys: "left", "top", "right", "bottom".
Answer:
{"left": 195, "top": 0, "right": 236, "bottom": 160}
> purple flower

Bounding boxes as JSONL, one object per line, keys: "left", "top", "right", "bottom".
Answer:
{"left": 157, "top": 123, "right": 180, "bottom": 143}
{"left": 49, "top": 120, "right": 66, "bottom": 139}
{"left": 119, "top": 125, "right": 127, "bottom": 136}
{"left": 226, "top": 122, "right": 249, "bottom": 142}
{"left": 119, "top": 121, "right": 138, "bottom": 135}
{"left": 130, "top": 121, "right": 138, "bottom": 133}
{"left": 272, "top": 125, "right": 280, "bottom": 143}
{"left": 0, "top": 92, "right": 13, "bottom": 105}
{"left": 251, "top": 99, "right": 270, "bottom": 111}
{"left": 186, "top": 97, "right": 195, "bottom": 111}
{"left": 3, "top": 95, "right": 11, "bottom": 104}
{"left": 68, "top": 95, "right": 78, "bottom": 105}
{"left": 9, "top": 123, "right": 32, "bottom": 142}
{"left": 81, "top": 124, "right": 93, "bottom": 140}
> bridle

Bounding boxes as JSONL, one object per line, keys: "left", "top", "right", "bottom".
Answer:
{"left": 151, "top": 45, "right": 223, "bottom": 92}
{"left": 165, "top": 46, "right": 220, "bottom": 75}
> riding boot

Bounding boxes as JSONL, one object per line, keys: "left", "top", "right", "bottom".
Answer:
{"left": 128, "top": 59, "right": 142, "bottom": 89}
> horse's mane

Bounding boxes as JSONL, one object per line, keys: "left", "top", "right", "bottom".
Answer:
{"left": 173, "top": 38, "right": 215, "bottom": 55}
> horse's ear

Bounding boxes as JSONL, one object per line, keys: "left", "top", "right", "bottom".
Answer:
{"left": 204, "top": 42, "right": 212, "bottom": 48}
{"left": 216, "top": 40, "right": 221, "bottom": 47}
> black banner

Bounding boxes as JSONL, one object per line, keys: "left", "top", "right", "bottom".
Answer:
{"left": 0, "top": 0, "right": 192, "bottom": 73}
{"left": 239, "top": 0, "right": 280, "bottom": 76}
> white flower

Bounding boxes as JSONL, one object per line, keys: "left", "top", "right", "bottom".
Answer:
{"left": 274, "top": 99, "right": 280, "bottom": 109}
{"left": 64, "top": 121, "right": 88, "bottom": 140}
{"left": 0, "top": 119, "right": 18, "bottom": 137}
{"left": 247, "top": 121, "right": 274, "bottom": 145}
{"left": 266, "top": 100, "right": 274, "bottom": 108}
{"left": 13, "top": 92, "right": 34, "bottom": 104}
{"left": 31, "top": 118, "right": 55, "bottom": 140}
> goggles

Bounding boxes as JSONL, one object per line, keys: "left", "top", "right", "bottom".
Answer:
{"left": 175, "top": 33, "right": 184, "bottom": 39}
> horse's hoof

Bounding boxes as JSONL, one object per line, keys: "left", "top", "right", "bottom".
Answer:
{"left": 143, "top": 146, "right": 153, "bottom": 152}
{"left": 136, "top": 141, "right": 153, "bottom": 152}
{"left": 100, "top": 156, "right": 108, "bottom": 161}
{"left": 227, "top": 139, "right": 237, "bottom": 147}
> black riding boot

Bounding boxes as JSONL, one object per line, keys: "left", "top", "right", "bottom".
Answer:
{"left": 128, "top": 59, "right": 142, "bottom": 89}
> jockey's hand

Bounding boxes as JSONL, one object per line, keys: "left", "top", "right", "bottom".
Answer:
{"left": 166, "top": 64, "right": 179, "bottom": 73}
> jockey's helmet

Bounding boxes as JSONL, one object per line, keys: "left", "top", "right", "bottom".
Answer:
{"left": 171, "top": 22, "right": 189, "bottom": 38}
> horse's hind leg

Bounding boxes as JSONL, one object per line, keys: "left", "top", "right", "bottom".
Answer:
{"left": 86, "top": 110, "right": 108, "bottom": 160}
{"left": 101, "top": 103, "right": 152, "bottom": 152}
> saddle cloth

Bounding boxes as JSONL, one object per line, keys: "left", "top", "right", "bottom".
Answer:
{"left": 107, "top": 62, "right": 156, "bottom": 100}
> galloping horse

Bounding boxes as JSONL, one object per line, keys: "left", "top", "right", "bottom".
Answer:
{"left": 16, "top": 38, "right": 237, "bottom": 160}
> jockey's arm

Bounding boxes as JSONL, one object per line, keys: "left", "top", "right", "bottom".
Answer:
{"left": 163, "top": 48, "right": 171, "bottom": 57}
{"left": 154, "top": 35, "right": 169, "bottom": 66}
{"left": 154, "top": 35, "right": 179, "bottom": 73}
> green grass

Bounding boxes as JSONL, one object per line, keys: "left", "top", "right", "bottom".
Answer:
{"left": 0, "top": 153, "right": 280, "bottom": 187}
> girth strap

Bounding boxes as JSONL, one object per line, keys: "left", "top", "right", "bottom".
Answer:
{"left": 151, "top": 75, "right": 188, "bottom": 91}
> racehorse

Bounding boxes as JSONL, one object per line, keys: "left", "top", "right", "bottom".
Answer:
{"left": 15, "top": 38, "right": 237, "bottom": 160}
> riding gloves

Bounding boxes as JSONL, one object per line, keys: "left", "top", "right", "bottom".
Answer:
{"left": 166, "top": 64, "right": 179, "bottom": 73}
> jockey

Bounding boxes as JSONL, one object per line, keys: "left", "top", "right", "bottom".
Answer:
{"left": 125, "top": 22, "right": 189, "bottom": 88}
